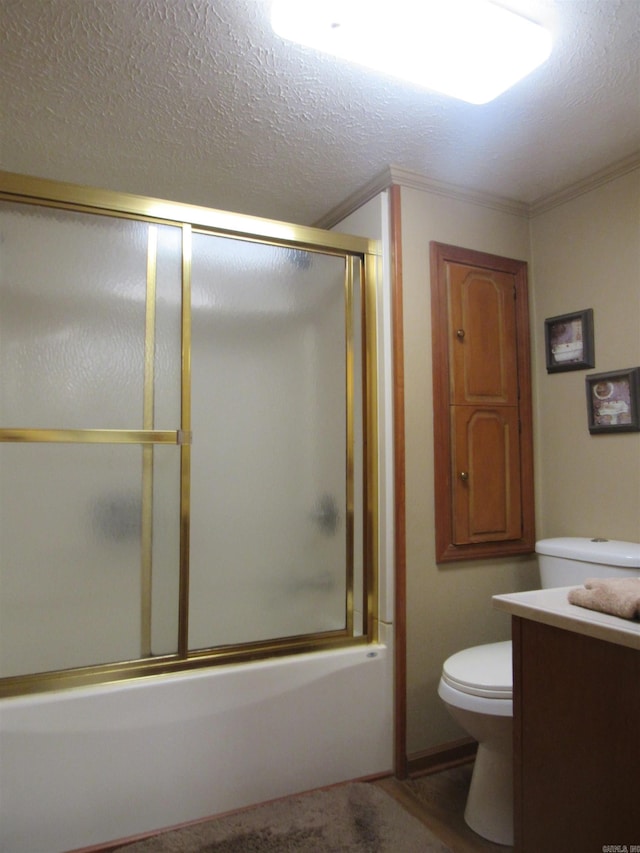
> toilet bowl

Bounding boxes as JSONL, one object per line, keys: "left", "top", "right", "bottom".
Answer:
{"left": 438, "top": 537, "right": 640, "bottom": 847}
{"left": 438, "top": 640, "right": 513, "bottom": 846}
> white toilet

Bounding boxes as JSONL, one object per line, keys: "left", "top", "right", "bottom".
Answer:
{"left": 438, "top": 536, "right": 640, "bottom": 846}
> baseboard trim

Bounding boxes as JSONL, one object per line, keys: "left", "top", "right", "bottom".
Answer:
{"left": 406, "top": 738, "right": 477, "bottom": 778}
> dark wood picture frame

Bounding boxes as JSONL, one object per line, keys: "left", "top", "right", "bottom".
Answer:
{"left": 586, "top": 367, "right": 640, "bottom": 433}
{"left": 545, "top": 308, "right": 595, "bottom": 372}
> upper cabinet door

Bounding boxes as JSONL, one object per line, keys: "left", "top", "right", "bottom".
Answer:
{"left": 448, "top": 264, "right": 519, "bottom": 406}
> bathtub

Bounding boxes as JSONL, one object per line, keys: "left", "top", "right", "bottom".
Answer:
{"left": 0, "top": 630, "right": 393, "bottom": 853}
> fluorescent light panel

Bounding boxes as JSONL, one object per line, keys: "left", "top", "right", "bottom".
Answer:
{"left": 271, "top": 0, "right": 552, "bottom": 104}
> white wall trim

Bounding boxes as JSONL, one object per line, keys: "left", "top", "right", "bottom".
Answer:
{"left": 528, "top": 151, "right": 640, "bottom": 216}
{"left": 316, "top": 165, "right": 528, "bottom": 228}
{"left": 316, "top": 152, "right": 640, "bottom": 229}
{"left": 315, "top": 168, "right": 395, "bottom": 229}
{"left": 386, "top": 165, "right": 530, "bottom": 217}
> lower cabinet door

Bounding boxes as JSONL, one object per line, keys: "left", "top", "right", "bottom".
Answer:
{"left": 452, "top": 405, "right": 522, "bottom": 544}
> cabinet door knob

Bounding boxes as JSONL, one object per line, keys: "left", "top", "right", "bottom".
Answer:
{"left": 456, "top": 329, "right": 465, "bottom": 339}
{"left": 459, "top": 471, "right": 469, "bottom": 481}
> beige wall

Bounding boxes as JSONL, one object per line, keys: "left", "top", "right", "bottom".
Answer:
{"left": 530, "top": 168, "right": 640, "bottom": 541}
{"left": 401, "top": 167, "right": 640, "bottom": 757}
{"left": 400, "top": 186, "right": 540, "bottom": 755}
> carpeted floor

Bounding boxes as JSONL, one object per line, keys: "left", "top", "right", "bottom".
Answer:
{"left": 113, "top": 782, "right": 452, "bottom": 853}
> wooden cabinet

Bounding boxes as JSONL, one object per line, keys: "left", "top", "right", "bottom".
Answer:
{"left": 430, "top": 243, "right": 534, "bottom": 562}
{"left": 452, "top": 406, "right": 522, "bottom": 543}
{"left": 447, "top": 263, "right": 519, "bottom": 407}
{"left": 512, "top": 617, "right": 640, "bottom": 852}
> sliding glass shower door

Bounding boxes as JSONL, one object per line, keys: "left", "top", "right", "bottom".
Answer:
{"left": 0, "top": 173, "right": 376, "bottom": 696}
{"left": 189, "top": 235, "right": 364, "bottom": 648}
{"left": 0, "top": 203, "right": 183, "bottom": 677}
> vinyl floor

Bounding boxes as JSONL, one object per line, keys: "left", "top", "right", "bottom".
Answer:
{"left": 376, "top": 764, "right": 511, "bottom": 853}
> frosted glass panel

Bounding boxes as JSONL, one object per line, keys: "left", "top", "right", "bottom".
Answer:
{"left": 0, "top": 203, "right": 167, "bottom": 429}
{"left": 153, "top": 224, "right": 183, "bottom": 429}
{"left": 189, "top": 235, "right": 351, "bottom": 649}
{"left": 0, "top": 443, "right": 179, "bottom": 677}
{"left": 150, "top": 445, "right": 182, "bottom": 655}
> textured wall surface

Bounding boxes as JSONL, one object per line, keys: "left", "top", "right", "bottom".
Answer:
{"left": 1, "top": 0, "right": 639, "bottom": 224}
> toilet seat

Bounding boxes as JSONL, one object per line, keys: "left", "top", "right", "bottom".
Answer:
{"left": 441, "top": 640, "right": 512, "bottom": 699}
{"left": 439, "top": 640, "right": 515, "bottom": 844}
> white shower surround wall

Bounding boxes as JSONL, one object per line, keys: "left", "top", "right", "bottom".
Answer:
{"left": 0, "top": 636, "right": 393, "bottom": 853}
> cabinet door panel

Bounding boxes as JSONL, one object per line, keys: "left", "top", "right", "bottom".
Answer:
{"left": 448, "top": 264, "right": 518, "bottom": 405}
{"left": 452, "top": 406, "right": 522, "bottom": 544}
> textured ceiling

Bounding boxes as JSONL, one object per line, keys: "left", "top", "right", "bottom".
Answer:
{"left": 1, "top": 0, "right": 639, "bottom": 225}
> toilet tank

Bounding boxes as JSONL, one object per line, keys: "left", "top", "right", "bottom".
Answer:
{"left": 536, "top": 537, "right": 640, "bottom": 587}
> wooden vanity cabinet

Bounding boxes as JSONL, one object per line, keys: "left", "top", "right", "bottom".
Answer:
{"left": 512, "top": 616, "right": 640, "bottom": 852}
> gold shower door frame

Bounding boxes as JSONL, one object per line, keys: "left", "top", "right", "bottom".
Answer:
{"left": 0, "top": 172, "right": 379, "bottom": 697}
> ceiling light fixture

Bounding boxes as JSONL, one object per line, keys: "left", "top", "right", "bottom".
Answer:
{"left": 270, "top": 0, "right": 552, "bottom": 105}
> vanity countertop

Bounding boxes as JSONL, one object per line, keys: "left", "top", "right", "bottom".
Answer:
{"left": 493, "top": 586, "right": 640, "bottom": 651}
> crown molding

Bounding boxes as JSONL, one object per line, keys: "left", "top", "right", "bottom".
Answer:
{"left": 528, "top": 151, "right": 640, "bottom": 216}
{"left": 313, "top": 167, "right": 395, "bottom": 229}
{"left": 386, "top": 165, "right": 530, "bottom": 217}
{"left": 315, "top": 164, "right": 528, "bottom": 229}
{"left": 316, "top": 152, "right": 640, "bottom": 229}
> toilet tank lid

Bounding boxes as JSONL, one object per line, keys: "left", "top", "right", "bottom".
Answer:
{"left": 535, "top": 537, "right": 640, "bottom": 568}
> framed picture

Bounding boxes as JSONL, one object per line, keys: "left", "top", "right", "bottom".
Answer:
{"left": 586, "top": 367, "right": 640, "bottom": 433}
{"left": 545, "top": 308, "right": 595, "bottom": 372}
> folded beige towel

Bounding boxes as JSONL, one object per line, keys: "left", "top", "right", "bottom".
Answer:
{"left": 568, "top": 577, "right": 640, "bottom": 620}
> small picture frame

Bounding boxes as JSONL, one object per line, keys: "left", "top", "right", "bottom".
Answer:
{"left": 545, "top": 308, "right": 595, "bottom": 372}
{"left": 586, "top": 367, "right": 640, "bottom": 433}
